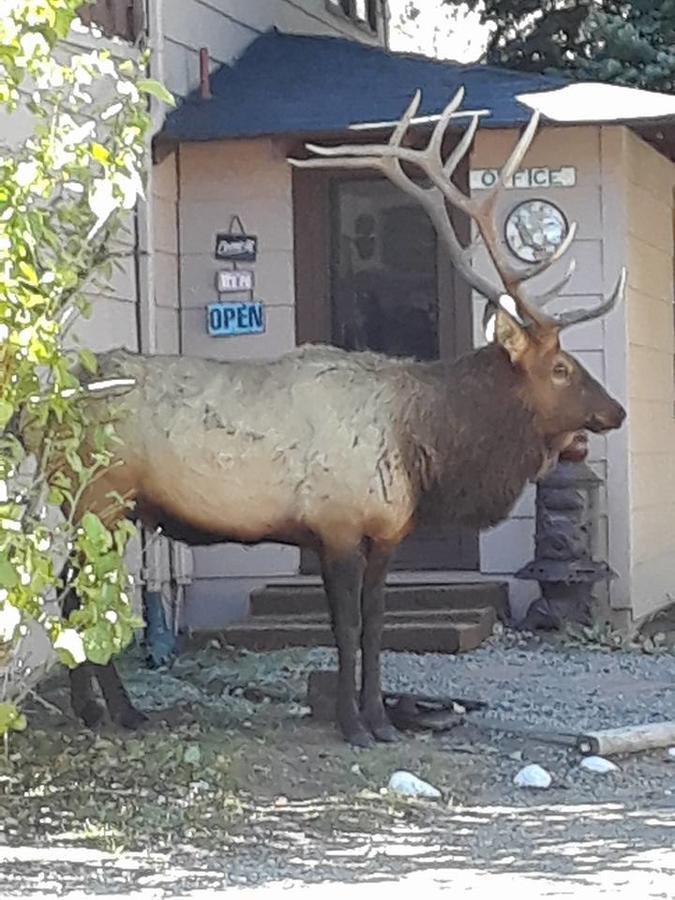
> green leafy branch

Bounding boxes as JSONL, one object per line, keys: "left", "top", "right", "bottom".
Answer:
{"left": 0, "top": 0, "right": 174, "bottom": 737}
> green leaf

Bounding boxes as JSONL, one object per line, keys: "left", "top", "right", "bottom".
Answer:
{"left": 0, "top": 702, "right": 26, "bottom": 736}
{"left": 0, "top": 558, "right": 18, "bottom": 588}
{"left": 81, "top": 512, "right": 113, "bottom": 550}
{"left": 55, "top": 647, "right": 78, "bottom": 669}
{"left": 18, "top": 260, "right": 39, "bottom": 285}
{"left": 65, "top": 449, "right": 83, "bottom": 473}
{"left": 47, "top": 486, "right": 64, "bottom": 506}
{"left": 137, "top": 79, "right": 176, "bottom": 107}
{"left": 82, "top": 622, "right": 114, "bottom": 666}
{"left": 78, "top": 348, "right": 98, "bottom": 374}
{"left": 54, "top": 8, "right": 75, "bottom": 39}
{"left": 0, "top": 400, "right": 14, "bottom": 429}
{"left": 90, "top": 143, "right": 110, "bottom": 164}
{"left": 11, "top": 712, "right": 27, "bottom": 732}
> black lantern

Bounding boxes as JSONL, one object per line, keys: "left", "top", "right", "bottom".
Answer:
{"left": 517, "top": 432, "right": 616, "bottom": 629}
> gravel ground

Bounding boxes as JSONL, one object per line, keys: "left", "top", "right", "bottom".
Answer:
{"left": 0, "top": 628, "right": 674, "bottom": 897}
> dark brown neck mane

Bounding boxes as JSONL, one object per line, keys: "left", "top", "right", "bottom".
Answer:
{"left": 404, "top": 343, "right": 543, "bottom": 529}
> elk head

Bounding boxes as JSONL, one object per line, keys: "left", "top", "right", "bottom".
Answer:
{"left": 290, "top": 87, "right": 626, "bottom": 447}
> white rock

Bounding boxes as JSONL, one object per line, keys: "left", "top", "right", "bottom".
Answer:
{"left": 387, "top": 770, "right": 441, "bottom": 800}
{"left": 513, "top": 764, "right": 552, "bottom": 789}
{"left": 579, "top": 755, "right": 619, "bottom": 774}
{"left": 287, "top": 703, "right": 312, "bottom": 718}
{"left": 667, "top": 747, "right": 675, "bottom": 760}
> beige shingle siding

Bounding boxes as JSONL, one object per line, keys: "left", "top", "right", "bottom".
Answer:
{"left": 623, "top": 131, "right": 675, "bottom": 620}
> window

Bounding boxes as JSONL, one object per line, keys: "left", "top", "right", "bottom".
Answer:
{"left": 327, "top": 0, "right": 380, "bottom": 34}
{"left": 77, "top": 0, "right": 144, "bottom": 43}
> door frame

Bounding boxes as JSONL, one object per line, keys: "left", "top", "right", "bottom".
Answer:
{"left": 291, "top": 135, "right": 479, "bottom": 572}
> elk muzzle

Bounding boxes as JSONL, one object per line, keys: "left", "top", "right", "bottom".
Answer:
{"left": 585, "top": 398, "right": 626, "bottom": 434}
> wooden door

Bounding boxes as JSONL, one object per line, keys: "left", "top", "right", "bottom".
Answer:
{"left": 293, "top": 160, "right": 478, "bottom": 572}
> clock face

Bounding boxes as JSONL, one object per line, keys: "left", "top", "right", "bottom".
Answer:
{"left": 504, "top": 199, "right": 569, "bottom": 263}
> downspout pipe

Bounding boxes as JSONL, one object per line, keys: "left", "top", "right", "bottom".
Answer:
{"left": 138, "top": 0, "right": 177, "bottom": 667}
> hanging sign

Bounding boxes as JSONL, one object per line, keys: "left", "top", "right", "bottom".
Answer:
{"left": 470, "top": 165, "right": 577, "bottom": 190}
{"left": 216, "top": 269, "right": 254, "bottom": 293}
{"left": 214, "top": 232, "right": 257, "bottom": 261}
{"left": 207, "top": 301, "right": 265, "bottom": 337}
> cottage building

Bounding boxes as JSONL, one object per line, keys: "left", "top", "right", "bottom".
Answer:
{"left": 12, "top": 2, "right": 675, "bottom": 653}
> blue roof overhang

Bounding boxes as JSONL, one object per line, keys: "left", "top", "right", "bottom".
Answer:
{"left": 158, "top": 29, "right": 567, "bottom": 144}
{"left": 157, "top": 29, "right": 675, "bottom": 161}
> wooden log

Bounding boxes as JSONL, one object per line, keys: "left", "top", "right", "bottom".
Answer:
{"left": 576, "top": 721, "right": 675, "bottom": 756}
{"left": 470, "top": 715, "right": 581, "bottom": 748}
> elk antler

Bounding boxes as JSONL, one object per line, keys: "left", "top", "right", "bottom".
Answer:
{"left": 289, "top": 87, "right": 625, "bottom": 333}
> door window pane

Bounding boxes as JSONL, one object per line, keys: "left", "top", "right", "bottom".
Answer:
{"left": 330, "top": 178, "right": 439, "bottom": 361}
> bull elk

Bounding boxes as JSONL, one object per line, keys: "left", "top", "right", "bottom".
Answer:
{"left": 24, "top": 88, "right": 626, "bottom": 747}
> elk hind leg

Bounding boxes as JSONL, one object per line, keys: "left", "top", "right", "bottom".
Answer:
{"left": 360, "top": 542, "right": 399, "bottom": 742}
{"left": 61, "top": 564, "right": 146, "bottom": 731}
{"left": 61, "top": 568, "right": 104, "bottom": 728}
{"left": 94, "top": 661, "right": 147, "bottom": 729}
{"left": 320, "top": 547, "right": 371, "bottom": 748}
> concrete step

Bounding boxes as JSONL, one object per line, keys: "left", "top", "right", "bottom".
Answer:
{"left": 219, "top": 606, "right": 496, "bottom": 654}
{"left": 249, "top": 607, "right": 495, "bottom": 627}
{"left": 249, "top": 581, "right": 508, "bottom": 619}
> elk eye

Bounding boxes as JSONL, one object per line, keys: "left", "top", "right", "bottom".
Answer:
{"left": 553, "top": 362, "right": 569, "bottom": 380}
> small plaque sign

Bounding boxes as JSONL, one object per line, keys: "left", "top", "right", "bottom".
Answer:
{"left": 214, "top": 232, "right": 257, "bottom": 261}
{"left": 470, "top": 166, "right": 577, "bottom": 190}
{"left": 207, "top": 301, "right": 265, "bottom": 337}
{"left": 217, "top": 269, "right": 254, "bottom": 293}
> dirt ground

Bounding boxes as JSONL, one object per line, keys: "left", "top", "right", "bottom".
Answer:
{"left": 1, "top": 634, "right": 674, "bottom": 898}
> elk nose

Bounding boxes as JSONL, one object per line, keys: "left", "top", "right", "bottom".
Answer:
{"left": 588, "top": 402, "right": 626, "bottom": 432}
{"left": 612, "top": 402, "right": 627, "bottom": 427}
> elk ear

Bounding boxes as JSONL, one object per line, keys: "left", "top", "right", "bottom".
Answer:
{"left": 494, "top": 309, "right": 530, "bottom": 365}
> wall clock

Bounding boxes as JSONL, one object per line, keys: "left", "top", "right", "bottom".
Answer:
{"left": 505, "top": 199, "right": 569, "bottom": 263}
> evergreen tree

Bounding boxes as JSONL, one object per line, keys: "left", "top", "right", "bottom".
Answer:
{"left": 462, "top": 0, "right": 675, "bottom": 91}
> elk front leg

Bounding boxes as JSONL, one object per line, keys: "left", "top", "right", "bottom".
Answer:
{"left": 360, "top": 543, "right": 399, "bottom": 742}
{"left": 320, "top": 549, "right": 371, "bottom": 747}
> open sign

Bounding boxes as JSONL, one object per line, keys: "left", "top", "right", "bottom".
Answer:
{"left": 207, "top": 301, "right": 265, "bottom": 337}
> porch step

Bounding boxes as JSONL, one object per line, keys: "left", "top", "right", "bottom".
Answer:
{"left": 220, "top": 608, "right": 495, "bottom": 654}
{"left": 249, "top": 581, "right": 508, "bottom": 619}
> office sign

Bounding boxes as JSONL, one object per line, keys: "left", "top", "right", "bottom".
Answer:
{"left": 207, "top": 301, "right": 265, "bottom": 337}
{"left": 470, "top": 166, "right": 577, "bottom": 190}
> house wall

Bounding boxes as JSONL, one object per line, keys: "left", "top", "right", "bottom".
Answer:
{"left": 148, "top": 1, "right": 388, "bottom": 624}
{"left": 160, "top": 0, "right": 383, "bottom": 99}
{"left": 176, "top": 137, "right": 302, "bottom": 625}
{"left": 621, "top": 130, "right": 675, "bottom": 622}
{"left": 469, "top": 124, "right": 631, "bottom": 621}
{"left": 176, "top": 122, "right": 638, "bottom": 626}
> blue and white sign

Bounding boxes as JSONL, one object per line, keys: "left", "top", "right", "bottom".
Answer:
{"left": 207, "top": 301, "right": 265, "bottom": 337}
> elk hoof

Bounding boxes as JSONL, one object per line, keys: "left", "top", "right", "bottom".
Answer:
{"left": 361, "top": 705, "right": 400, "bottom": 743}
{"left": 77, "top": 699, "right": 105, "bottom": 730}
{"left": 371, "top": 722, "right": 401, "bottom": 743}
{"left": 112, "top": 706, "right": 148, "bottom": 730}
{"left": 341, "top": 722, "right": 375, "bottom": 749}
